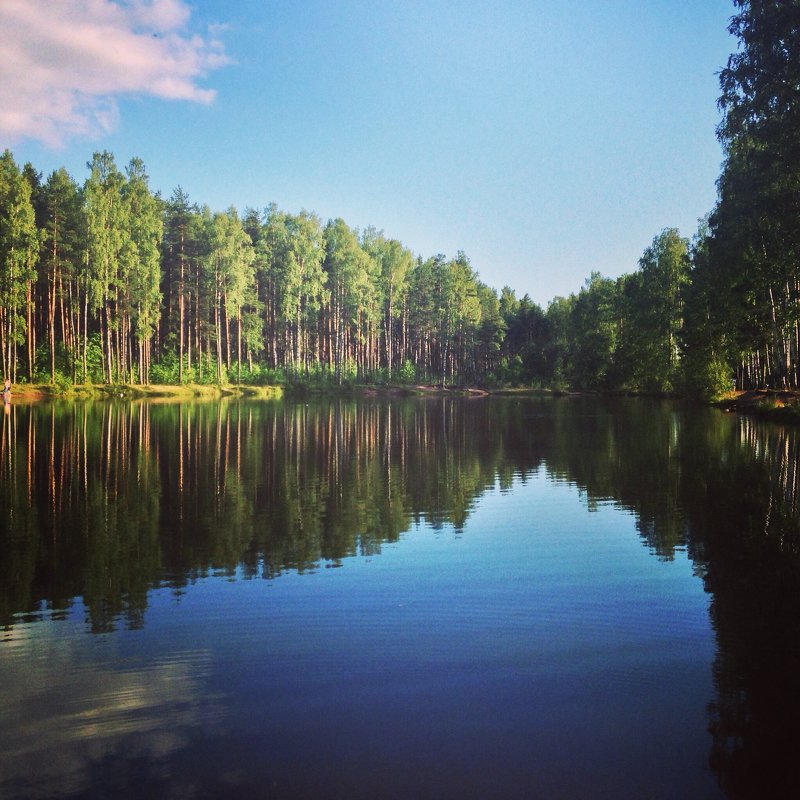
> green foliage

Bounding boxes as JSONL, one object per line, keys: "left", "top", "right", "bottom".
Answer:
{"left": 31, "top": 343, "right": 71, "bottom": 384}
{"left": 568, "top": 273, "right": 620, "bottom": 390}
{"left": 123, "top": 157, "right": 163, "bottom": 346}
{"left": 398, "top": 359, "right": 416, "bottom": 383}
{"left": 0, "top": 150, "right": 39, "bottom": 379}
{"left": 486, "top": 355, "right": 525, "bottom": 388}
{"left": 706, "top": 0, "right": 800, "bottom": 389}
{"left": 84, "top": 151, "right": 125, "bottom": 316}
{"left": 685, "top": 356, "right": 734, "bottom": 400}
{"left": 230, "top": 362, "right": 283, "bottom": 386}
{"left": 84, "top": 333, "right": 105, "bottom": 384}
{"left": 0, "top": 145, "right": 715, "bottom": 394}
{"left": 619, "top": 229, "right": 690, "bottom": 392}
{"left": 150, "top": 351, "right": 181, "bottom": 384}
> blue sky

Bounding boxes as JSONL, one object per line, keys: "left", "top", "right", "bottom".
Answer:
{"left": 1, "top": 0, "right": 735, "bottom": 306}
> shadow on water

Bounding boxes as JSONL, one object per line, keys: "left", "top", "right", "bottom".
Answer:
{"left": 1, "top": 395, "right": 800, "bottom": 797}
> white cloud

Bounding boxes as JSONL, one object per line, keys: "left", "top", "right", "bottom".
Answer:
{"left": 0, "top": 0, "right": 229, "bottom": 148}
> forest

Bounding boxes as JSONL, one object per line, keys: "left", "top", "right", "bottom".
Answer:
{"left": 1, "top": 0, "right": 798, "bottom": 396}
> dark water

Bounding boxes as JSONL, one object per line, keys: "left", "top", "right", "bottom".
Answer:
{"left": 1, "top": 396, "right": 799, "bottom": 799}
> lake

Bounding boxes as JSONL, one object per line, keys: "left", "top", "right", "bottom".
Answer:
{"left": 1, "top": 395, "right": 799, "bottom": 799}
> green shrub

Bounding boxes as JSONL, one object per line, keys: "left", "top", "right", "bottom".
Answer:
{"left": 150, "top": 351, "right": 181, "bottom": 384}
{"left": 397, "top": 360, "right": 416, "bottom": 384}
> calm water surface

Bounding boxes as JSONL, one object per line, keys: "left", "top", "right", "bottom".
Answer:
{"left": 1, "top": 396, "right": 799, "bottom": 799}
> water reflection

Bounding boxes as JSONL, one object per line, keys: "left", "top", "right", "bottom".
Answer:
{"left": 1, "top": 396, "right": 800, "bottom": 797}
{"left": 0, "top": 398, "right": 550, "bottom": 632}
{"left": 684, "top": 417, "right": 800, "bottom": 799}
{"left": 1, "top": 622, "right": 219, "bottom": 798}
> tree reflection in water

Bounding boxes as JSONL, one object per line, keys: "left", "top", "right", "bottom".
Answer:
{"left": 1, "top": 396, "right": 800, "bottom": 797}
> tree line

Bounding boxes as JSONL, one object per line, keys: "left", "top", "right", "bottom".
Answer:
{"left": 0, "top": 1, "right": 796, "bottom": 395}
{"left": 0, "top": 148, "right": 506, "bottom": 388}
{"left": 0, "top": 150, "right": 712, "bottom": 394}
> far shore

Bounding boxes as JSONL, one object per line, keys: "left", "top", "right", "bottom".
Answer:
{"left": 6, "top": 382, "right": 510, "bottom": 401}
{"left": 6, "top": 383, "right": 283, "bottom": 401}
{"left": 711, "top": 388, "right": 800, "bottom": 422}
{"left": 7, "top": 382, "right": 800, "bottom": 423}
{"left": 5, "top": 382, "right": 552, "bottom": 402}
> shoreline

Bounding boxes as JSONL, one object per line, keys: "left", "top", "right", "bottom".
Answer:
{"left": 7, "top": 382, "right": 800, "bottom": 423}
{"left": 5, "top": 382, "right": 527, "bottom": 401}
{"left": 6, "top": 383, "right": 284, "bottom": 401}
{"left": 711, "top": 389, "right": 800, "bottom": 422}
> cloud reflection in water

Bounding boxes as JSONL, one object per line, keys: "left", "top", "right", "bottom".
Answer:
{"left": 0, "top": 622, "right": 222, "bottom": 798}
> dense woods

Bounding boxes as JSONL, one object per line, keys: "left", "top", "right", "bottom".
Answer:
{"left": 0, "top": 0, "right": 797, "bottom": 396}
{"left": 0, "top": 148, "right": 502, "bottom": 389}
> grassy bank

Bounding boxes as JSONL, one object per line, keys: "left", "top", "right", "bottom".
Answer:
{"left": 8, "top": 381, "right": 497, "bottom": 401}
{"left": 8, "top": 383, "right": 284, "bottom": 401}
{"left": 712, "top": 389, "right": 800, "bottom": 422}
{"left": 10, "top": 383, "right": 800, "bottom": 427}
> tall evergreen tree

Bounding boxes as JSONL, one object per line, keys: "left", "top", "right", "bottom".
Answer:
{"left": 282, "top": 211, "right": 326, "bottom": 372}
{"left": 84, "top": 151, "right": 127, "bottom": 382}
{"left": 324, "top": 218, "right": 372, "bottom": 380}
{"left": 123, "top": 158, "right": 163, "bottom": 383}
{"left": 0, "top": 150, "right": 39, "bottom": 381}
{"left": 40, "top": 167, "right": 84, "bottom": 383}
{"left": 206, "top": 208, "right": 256, "bottom": 383}
{"left": 361, "top": 229, "right": 413, "bottom": 378}
{"left": 162, "top": 187, "right": 196, "bottom": 383}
